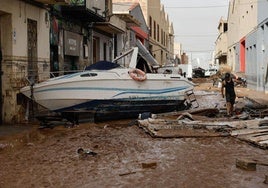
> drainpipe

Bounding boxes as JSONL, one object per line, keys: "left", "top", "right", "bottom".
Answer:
{"left": 88, "top": 23, "right": 94, "bottom": 65}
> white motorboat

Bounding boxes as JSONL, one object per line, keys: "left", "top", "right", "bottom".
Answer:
{"left": 20, "top": 45, "right": 195, "bottom": 121}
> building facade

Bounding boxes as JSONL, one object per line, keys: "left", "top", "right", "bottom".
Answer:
{"left": 0, "top": 0, "right": 129, "bottom": 124}
{"left": 112, "top": 0, "right": 174, "bottom": 65}
{"left": 226, "top": 0, "right": 268, "bottom": 92}
{"left": 227, "top": 0, "right": 257, "bottom": 73}
{"left": 215, "top": 17, "right": 228, "bottom": 66}
{"left": 0, "top": 0, "right": 51, "bottom": 123}
{"left": 0, "top": 0, "right": 176, "bottom": 124}
{"left": 113, "top": 2, "right": 148, "bottom": 54}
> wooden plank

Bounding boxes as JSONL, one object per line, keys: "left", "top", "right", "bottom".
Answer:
{"left": 236, "top": 134, "right": 268, "bottom": 149}
{"left": 259, "top": 140, "right": 268, "bottom": 144}
{"left": 152, "top": 108, "right": 220, "bottom": 118}
{"left": 185, "top": 119, "right": 263, "bottom": 129}
{"left": 236, "top": 158, "right": 256, "bottom": 171}
{"left": 138, "top": 119, "right": 229, "bottom": 138}
{"left": 241, "top": 134, "right": 268, "bottom": 143}
{"left": 264, "top": 175, "right": 268, "bottom": 184}
{"left": 231, "top": 128, "right": 268, "bottom": 136}
{"left": 236, "top": 158, "right": 268, "bottom": 171}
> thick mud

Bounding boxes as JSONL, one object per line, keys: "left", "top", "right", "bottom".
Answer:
{"left": 1, "top": 79, "right": 268, "bottom": 187}
{"left": 0, "top": 121, "right": 268, "bottom": 188}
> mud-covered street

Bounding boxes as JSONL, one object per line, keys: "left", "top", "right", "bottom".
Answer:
{"left": 1, "top": 80, "right": 268, "bottom": 188}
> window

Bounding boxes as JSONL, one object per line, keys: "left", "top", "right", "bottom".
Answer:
{"left": 161, "top": 29, "right": 163, "bottom": 44}
{"left": 149, "top": 16, "right": 152, "bottom": 37}
{"left": 224, "top": 23, "right": 228, "bottom": 32}
{"left": 153, "top": 21, "right": 156, "bottom": 39}
{"left": 166, "top": 34, "right": 168, "bottom": 46}
{"left": 163, "top": 32, "right": 166, "bottom": 46}
{"left": 103, "top": 42, "right": 107, "bottom": 60}
{"left": 80, "top": 73, "right": 97, "bottom": 77}
{"left": 157, "top": 24, "right": 159, "bottom": 42}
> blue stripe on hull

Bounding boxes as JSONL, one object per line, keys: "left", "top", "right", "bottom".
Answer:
{"left": 36, "top": 86, "right": 189, "bottom": 97}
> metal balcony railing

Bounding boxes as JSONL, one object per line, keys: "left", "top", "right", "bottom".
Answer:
{"left": 69, "top": 0, "right": 85, "bottom": 6}
{"left": 34, "top": 0, "right": 70, "bottom": 5}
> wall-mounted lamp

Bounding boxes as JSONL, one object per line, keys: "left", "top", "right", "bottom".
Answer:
{"left": 45, "top": 12, "right": 49, "bottom": 25}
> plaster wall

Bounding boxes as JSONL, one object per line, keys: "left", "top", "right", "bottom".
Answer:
{"left": 0, "top": 0, "right": 50, "bottom": 123}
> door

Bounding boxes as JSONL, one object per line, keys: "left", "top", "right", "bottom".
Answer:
{"left": 240, "top": 39, "right": 246, "bottom": 72}
{"left": 27, "top": 19, "right": 38, "bottom": 83}
{"left": 27, "top": 19, "right": 38, "bottom": 119}
{"left": 93, "top": 37, "right": 100, "bottom": 63}
{"left": 0, "top": 18, "right": 2, "bottom": 124}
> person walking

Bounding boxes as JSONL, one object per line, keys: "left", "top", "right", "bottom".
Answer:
{"left": 221, "top": 72, "right": 236, "bottom": 116}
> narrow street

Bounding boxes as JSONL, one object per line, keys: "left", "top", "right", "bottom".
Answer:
{"left": 0, "top": 79, "right": 268, "bottom": 188}
{"left": 0, "top": 1, "right": 268, "bottom": 187}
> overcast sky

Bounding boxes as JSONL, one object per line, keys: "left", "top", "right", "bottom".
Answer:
{"left": 161, "top": 0, "right": 229, "bottom": 64}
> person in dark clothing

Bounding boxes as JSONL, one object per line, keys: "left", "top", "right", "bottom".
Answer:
{"left": 221, "top": 72, "right": 236, "bottom": 116}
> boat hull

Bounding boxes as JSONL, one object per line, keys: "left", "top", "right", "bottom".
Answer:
{"left": 20, "top": 69, "right": 194, "bottom": 121}
{"left": 58, "top": 97, "right": 188, "bottom": 122}
{"left": 92, "top": 98, "right": 188, "bottom": 121}
{"left": 20, "top": 71, "right": 193, "bottom": 111}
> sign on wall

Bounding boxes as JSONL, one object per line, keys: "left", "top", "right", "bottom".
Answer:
{"left": 64, "top": 30, "right": 82, "bottom": 56}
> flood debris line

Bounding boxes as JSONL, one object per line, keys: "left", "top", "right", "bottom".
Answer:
{"left": 138, "top": 107, "right": 268, "bottom": 149}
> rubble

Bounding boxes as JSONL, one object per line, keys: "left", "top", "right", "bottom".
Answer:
{"left": 138, "top": 85, "right": 268, "bottom": 149}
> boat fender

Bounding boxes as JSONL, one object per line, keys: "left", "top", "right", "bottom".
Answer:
{"left": 128, "top": 68, "right": 147, "bottom": 81}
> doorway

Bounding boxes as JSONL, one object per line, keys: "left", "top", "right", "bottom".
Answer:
{"left": 27, "top": 19, "right": 38, "bottom": 83}
{"left": 240, "top": 38, "right": 246, "bottom": 72}
{"left": 50, "top": 45, "right": 59, "bottom": 77}
{"left": 27, "top": 19, "right": 38, "bottom": 119}
{"left": 93, "top": 37, "right": 100, "bottom": 63}
{"left": 0, "top": 17, "right": 2, "bottom": 124}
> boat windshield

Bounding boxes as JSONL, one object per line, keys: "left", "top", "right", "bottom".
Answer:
{"left": 84, "top": 61, "right": 123, "bottom": 70}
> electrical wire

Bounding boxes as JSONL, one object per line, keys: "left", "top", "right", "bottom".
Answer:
{"left": 165, "top": 5, "right": 228, "bottom": 9}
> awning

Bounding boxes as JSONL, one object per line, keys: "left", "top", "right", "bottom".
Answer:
{"left": 131, "top": 26, "right": 148, "bottom": 39}
{"left": 215, "top": 52, "right": 227, "bottom": 59}
{"left": 113, "top": 14, "right": 140, "bottom": 27}
{"left": 94, "top": 22, "right": 125, "bottom": 34}
{"left": 136, "top": 40, "right": 159, "bottom": 68}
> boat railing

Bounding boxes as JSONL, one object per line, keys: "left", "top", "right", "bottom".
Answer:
{"left": 21, "top": 69, "right": 86, "bottom": 86}
{"left": 49, "top": 70, "right": 85, "bottom": 78}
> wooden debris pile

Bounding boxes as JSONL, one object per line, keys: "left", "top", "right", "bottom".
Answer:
{"left": 138, "top": 107, "right": 268, "bottom": 149}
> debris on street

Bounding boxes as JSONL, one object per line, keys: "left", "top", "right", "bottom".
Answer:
{"left": 138, "top": 112, "right": 268, "bottom": 149}
{"left": 236, "top": 158, "right": 268, "bottom": 171}
{"left": 77, "top": 148, "right": 97, "bottom": 159}
{"left": 138, "top": 80, "right": 268, "bottom": 149}
{"left": 1, "top": 78, "right": 268, "bottom": 188}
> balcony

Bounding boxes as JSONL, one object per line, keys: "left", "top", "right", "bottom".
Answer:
{"left": 34, "top": 0, "right": 70, "bottom": 5}
{"left": 94, "top": 15, "right": 125, "bottom": 34}
{"left": 61, "top": 0, "right": 106, "bottom": 23}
